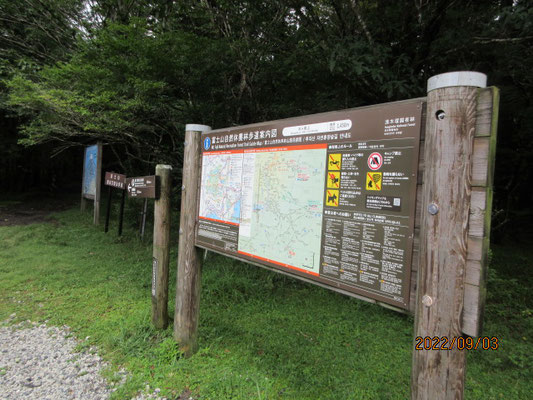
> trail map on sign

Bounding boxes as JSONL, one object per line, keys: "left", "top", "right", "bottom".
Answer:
{"left": 238, "top": 146, "right": 327, "bottom": 274}
{"left": 196, "top": 99, "right": 423, "bottom": 309}
{"left": 83, "top": 145, "right": 98, "bottom": 196}
{"left": 199, "top": 152, "right": 243, "bottom": 224}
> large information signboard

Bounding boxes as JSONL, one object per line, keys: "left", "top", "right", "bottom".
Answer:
{"left": 82, "top": 144, "right": 99, "bottom": 197}
{"left": 195, "top": 99, "right": 423, "bottom": 308}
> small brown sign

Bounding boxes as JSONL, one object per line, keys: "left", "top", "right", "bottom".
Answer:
{"left": 104, "top": 172, "right": 126, "bottom": 190}
{"left": 126, "top": 175, "right": 157, "bottom": 198}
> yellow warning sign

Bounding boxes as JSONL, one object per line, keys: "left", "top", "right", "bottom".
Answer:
{"left": 326, "top": 190, "right": 339, "bottom": 206}
{"left": 366, "top": 172, "right": 382, "bottom": 191}
{"left": 328, "top": 154, "right": 341, "bottom": 170}
{"left": 327, "top": 171, "right": 340, "bottom": 188}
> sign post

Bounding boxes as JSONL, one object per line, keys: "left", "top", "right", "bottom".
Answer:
{"left": 126, "top": 175, "right": 157, "bottom": 239}
{"left": 118, "top": 189, "right": 126, "bottom": 236}
{"left": 411, "top": 72, "right": 491, "bottom": 400}
{"left": 151, "top": 164, "right": 172, "bottom": 329}
{"left": 103, "top": 172, "right": 126, "bottom": 234}
{"left": 140, "top": 199, "right": 149, "bottom": 239}
{"left": 104, "top": 186, "right": 112, "bottom": 233}
{"left": 174, "top": 124, "right": 211, "bottom": 356}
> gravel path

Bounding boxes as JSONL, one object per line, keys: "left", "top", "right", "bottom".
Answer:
{"left": 0, "top": 317, "right": 165, "bottom": 400}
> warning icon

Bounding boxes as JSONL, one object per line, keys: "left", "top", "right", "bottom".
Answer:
{"left": 368, "top": 152, "right": 383, "bottom": 170}
{"left": 328, "top": 154, "right": 341, "bottom": 170}
{"left": 326, "top": 190, "right": 339, "bottom": 206}
{"left": 366, "top": 172, "right": 382, "bottom": 191}
{"left": 327, "top": 171, "right": 340, "bottom": 188}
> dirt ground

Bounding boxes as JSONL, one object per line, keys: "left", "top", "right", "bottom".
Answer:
{"left": 0, "top": 195, "right": 77, "bottom": 226}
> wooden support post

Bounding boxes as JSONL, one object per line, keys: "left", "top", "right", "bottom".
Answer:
{"left": 104, "top": 187, "right": 112, "bottom": 233}
{"left": 174, "top": 123, "right": 211, "bottom": 357}
{"left": 412, "top": 72, "right": 487, "bottom": 399}
{"left": 118, "top": 189, "right": 125, "bottom": 236}
{"left": 80, "top": 146, "right": 88, "bottom": 212}
{"left": 152, "top": 164, "right": 172, "bottom": 329}
{"left": 93, "top": 141, "right": 103, "bottom": 225}
{"left": 140, "top": 198, "right": 148, "bottom": 239}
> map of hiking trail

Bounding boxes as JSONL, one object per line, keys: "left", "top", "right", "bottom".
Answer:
{"left": 199, "top": 152, "right": 243, "bottom": 224}
{"left": 238, "top": 146, "right": 327, "bottom": 274}
{"left": 83, "top": 145, "right": 98, "bottom": 196}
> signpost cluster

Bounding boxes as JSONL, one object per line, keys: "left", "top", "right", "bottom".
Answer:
{"left": 80, "top": 151, "right": 173, "bottom": 329}
{"left": 80, "top": 71, "right": 499, "bottom": 399}
{"left": 172, "top": 72, "right": 499, "bottom": 399}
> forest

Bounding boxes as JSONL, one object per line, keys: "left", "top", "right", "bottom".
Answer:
{"left": 1, "top": 0, "right": 532, "bottom": 239}
{"left": 1, "top": 2, "right": 533, "bottom": 399}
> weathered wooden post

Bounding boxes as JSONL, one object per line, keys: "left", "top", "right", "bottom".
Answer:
{"left": 118, "top": 189, "right": 125, "bottom": 236}
{"left": 174, "top": 124, "right": 211, "bottom": 356}
{"left": 152, "top": 164, "right": 172, "bottom": 329}
{"left": 93, "top": 142, "right": 102, "bottom": 225}
{"left": 412, "top": 72, "right": 488, "bottom": 399}
{"left": 140, "top": 198, "right": 149, "bottom": 239}
{"left": 104, "top": 186, "right": 112, "bottom": 233}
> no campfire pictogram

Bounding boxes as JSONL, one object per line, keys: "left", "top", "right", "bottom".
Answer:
{"left": 368, "top": 152, "right": 383, "bottom": 170}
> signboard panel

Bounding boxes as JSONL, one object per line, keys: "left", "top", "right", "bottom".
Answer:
{"left": 195, "top": 99, "right": 423, "bottom": 309}
{"left": 126, "top": 175, "right": 157, "bottom": 198}
{"left": 82, "top": 144, "right": 99, "bottom": 197}
{"left": 104, "top": 172, "right": 126, "bottom": 190}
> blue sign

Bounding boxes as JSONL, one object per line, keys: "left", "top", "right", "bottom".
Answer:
{"left": 82, "top": 145, "right": 98, "bottom": 195}
{"left": 204, "top": 137, "right": 211, "bottom": 150}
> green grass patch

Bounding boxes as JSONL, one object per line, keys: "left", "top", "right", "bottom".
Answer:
{"left": 0, "top": 206, "right": 532, "bottom": 399}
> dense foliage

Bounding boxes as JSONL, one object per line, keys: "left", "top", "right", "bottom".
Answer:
{"left": 1, "top": 0, "right": 532, "bottom": 238}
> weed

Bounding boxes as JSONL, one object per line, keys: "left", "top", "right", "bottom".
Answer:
{"left": 0, "top": 208, "right": 532, "bottom": 399}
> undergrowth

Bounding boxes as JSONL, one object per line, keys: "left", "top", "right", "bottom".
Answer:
{"left": 0, "top": 206, "right": 531, "bottom": 399}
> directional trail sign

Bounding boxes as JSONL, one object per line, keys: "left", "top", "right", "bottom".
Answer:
{"left": 126, "top": 175, "right": 157, "bottom": 198}
{"left": 104, "top": 172, "right": 126, "bottom": 190}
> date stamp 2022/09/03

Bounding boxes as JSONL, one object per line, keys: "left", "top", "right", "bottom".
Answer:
{"left": 414, "top": 336, "right": 499, "bottom": 351}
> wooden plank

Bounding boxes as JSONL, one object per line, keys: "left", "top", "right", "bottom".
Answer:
{"left": 417, "top": 121, "right": 493, "bottom": 188}
{"left": 467, "top": 236, "right": 483, "bottom": 261}
{"left": 408, "top": 268, "right": 418, "bottom": 313}
{"left": 473, "top": 88, "right": 494, "bottom": 137}
{"left": 471, "top": 137, "right": 490, "bottom": 187}
{"left": 412, "top": 81, "right": 480, "bottom": 400}
{"left": 80, "top": 146, "right": 88, "bottom": 212}
{"left": 417, "top": 146, "right": 424, "bottom": 185}
{"left": 465, "top": 260, "right": 482, "bottom": 286}
{"left": 414, "top": 184, "right": 422, "bottom": 228}
{"left": 174, "top": 124, "right": 210, "bottom": 357}
{"left": 152, "top": 164, "right": 172, "bottom": 329}
{"left": 461, "top": 87, "right": 499, "bottom": 337}
{"left": 462, "top": 283, "right": 481, "bottom": 336}
{"left": 93, "top": 141, "right": 102, "bottom": 225}
{"left": 468, "top": 187, "right": 487, "bottom": 238}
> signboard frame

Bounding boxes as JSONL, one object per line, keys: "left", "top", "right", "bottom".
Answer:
{"left": 194, "top": 98, "right": 425, "bottom": 311}
{"left": 175, "top": 76, "right": 499, "bottom": 400}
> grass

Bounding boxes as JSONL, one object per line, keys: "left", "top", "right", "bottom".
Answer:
{"left": 0, "top": 205, "right": 532, "bottom": 399}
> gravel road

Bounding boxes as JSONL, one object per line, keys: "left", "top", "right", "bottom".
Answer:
{"left": 0, "top": 317, "right": 165, "bottom": 400}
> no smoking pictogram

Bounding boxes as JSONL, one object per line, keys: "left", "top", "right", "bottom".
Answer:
{"left": 368, "top": 152, "right": 383, "bottom": 170}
